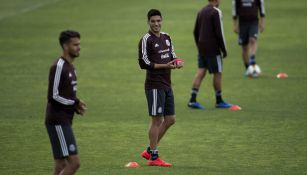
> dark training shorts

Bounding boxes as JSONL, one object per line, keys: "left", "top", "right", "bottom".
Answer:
{"left": 238, "top": 21, "right": 259, "bottom": 45}
{"left": 46, "top": 124, "right": 78, "bottom": 159}
{"left": 198, "top": 55, "right": 223, "bottom": 74}
{"left": 145, "top": 88, "right": 175, "bottom": 117}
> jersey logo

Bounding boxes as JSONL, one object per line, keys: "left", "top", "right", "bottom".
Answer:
{"left": 69, "top": 72, "right": 72, "bottom": 77}
{"left": 165, "top": 39, "right": 170, "bottom": 46}
{"left": 155, "top": 43, "right": 159, "bottom": 47}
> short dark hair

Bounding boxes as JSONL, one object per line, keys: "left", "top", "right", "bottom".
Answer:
{"left": 147, "top": 9, "right": 162, "bottom": 21}
{"left": 59, "top": 30, "right": 80, "bottom": 49}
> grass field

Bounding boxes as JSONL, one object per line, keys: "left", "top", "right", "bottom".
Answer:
{"left": 0, "top": 0, "right": 307, "bottom": 174}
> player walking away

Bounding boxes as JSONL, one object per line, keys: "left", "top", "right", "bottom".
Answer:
{"left": 45, "top": 30, "right": 87, "bottom": 175}
{"left": 138, "top": 9, "right": 183, "bottom": 167}
{"left": 188, "top": 0, "right": 232, "bottom": 109}
{"left": 232, "top": 0, "right": 265, "bottom": 73}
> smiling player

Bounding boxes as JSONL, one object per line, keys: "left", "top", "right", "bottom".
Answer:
{"left": 138, "top": 9, "right": 183, "bottom": 167}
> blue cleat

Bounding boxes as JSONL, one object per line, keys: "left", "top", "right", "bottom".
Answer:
{"left": 215, "top": 101, "right": 232, "bottom": 108}
{"left": 188, "top": 102, "right": 205, "bottom": 109}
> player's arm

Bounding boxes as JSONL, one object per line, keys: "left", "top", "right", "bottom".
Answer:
{"left": 138, "top": 38, "right": 176, "bottom": 70}
{"left": 50, "top": 62, "right": 81, "bottom": 112}
{"left": 232, "top": 0, "right": 239, "bottom": 33}
{"left": 168, "top": 36, "right": 183, "bottom": 69}
{"left": 193, "top": 13, "right": 200, "bottom": 45}
{"left": 258, "top": 0, "right": 265, "bottom": 32}
{"left": 213, "top": 10, "right": 227, "bottom": 58}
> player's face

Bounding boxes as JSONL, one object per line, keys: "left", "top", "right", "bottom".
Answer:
{"left": 148, "top": 15, "right": 162, "bottom": 34}
{"left": 64, "top": 37, "right": 81, "bottom": 58}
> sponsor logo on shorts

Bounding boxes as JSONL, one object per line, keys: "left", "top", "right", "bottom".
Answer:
{"left": 158, "top": 107, "right": 162, "bottom": 113}
{"left": 69, "top": 144, "right": 76, "bottom": 152}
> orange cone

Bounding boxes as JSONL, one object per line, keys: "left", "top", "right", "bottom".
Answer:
{"left": 125, "top": 162, "right": 140, "bottom": 168}
{"left": 277, "top": 73, "right": 288, "bottom": 79}
{"left": 229, "top": 105, "right": 242, "bottom": 111}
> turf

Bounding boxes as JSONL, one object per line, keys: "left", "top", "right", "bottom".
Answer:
{"left": 0, "top": 0, "right": 307, "bottom": 174}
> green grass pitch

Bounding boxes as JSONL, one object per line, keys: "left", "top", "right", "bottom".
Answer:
{"left": 0, "top": 0, "right": 307, "bottom": 174}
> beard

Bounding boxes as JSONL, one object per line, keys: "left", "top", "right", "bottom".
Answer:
{"left": 69, "top": 51, "right": 79, "bottom": 58}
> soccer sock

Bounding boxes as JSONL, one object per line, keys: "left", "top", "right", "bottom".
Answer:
{"left": 150, "top": 149, "right": 159, "bottom": 160}
{"left": 215, "top": 90, "right": 223, "bottom": 104}
{"left": 249, "top": 55, "right": 256, "bottom": 65}
{"left": 146, "top": 146, "right": 151, "bottom": 154}
{"left": 190, "top": 88, "right": 199, "bottom": 102}
{"left": 245, "top": 63, "right": 249, "bottom": 69}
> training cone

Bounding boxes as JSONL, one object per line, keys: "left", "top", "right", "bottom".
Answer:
{"left": 229, "top": 105, "right": 242, "bottom": 111}
{"left": 277, "top": 73, "right": 288, "bottom": 79}
{"left": 125, "top": 162, "right": 140, "bottom": 168}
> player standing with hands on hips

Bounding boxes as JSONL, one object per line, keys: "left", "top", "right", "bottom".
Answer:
{"left": 45, "top": 30, "right": 87, "bottom": 175}
{"left": 232, "top": 0, "right": 265, "bottom": 73}
{"left": 188, "top": 0, "right": 232, "bottom": 109}
{"left": 138, "top": 9, "right": 183, "bottom": 167}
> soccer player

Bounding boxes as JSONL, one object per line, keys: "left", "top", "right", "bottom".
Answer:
{"left": 138, "top": 9, "right": 183, "bottom": 167}
{"left": 188, "top": 0, "right": 232, "bottom": 109}
{"left": 232, "top": 0, "right": 265, "bottom": 72}
{"left": 45, "top": 30, "right": 87, "bottom": 175}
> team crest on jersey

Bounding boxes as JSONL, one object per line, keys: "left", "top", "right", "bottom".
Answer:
{"left": 165, "top": 39, "right": 170, "bottom": 46}
{"left": 69, "top": 72, "right": 72, "bottom": 77}
{"left": 155, "top": 43, "right": 159, "bottom": 47}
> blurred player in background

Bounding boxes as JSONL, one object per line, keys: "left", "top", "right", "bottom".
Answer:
{"left": 45, "top": 30, "right": 87, "bottom": 175}
{"left": 138, "top": 9, "right": 183, "bottom": 167}
{"left": 232, "top": 0, "right": 265, "bottom": 72}
{"left": 188, "top": 0, "right": 232, "bottom": 109}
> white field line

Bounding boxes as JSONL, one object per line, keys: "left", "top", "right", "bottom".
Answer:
{"left": 0, "top": 0, "right": 61, "bottom": 21}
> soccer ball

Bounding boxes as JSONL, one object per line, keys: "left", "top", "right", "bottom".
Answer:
{"left": 246, "top": 64, "right": 261, "bottom": 78}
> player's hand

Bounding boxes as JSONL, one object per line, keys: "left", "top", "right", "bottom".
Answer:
{"left": 175, "top": 58, "right": 184, "bottom": 69}
{"left": 77, "top": 100, "right": 87, "bottom": 116}
{"left": 222, "top": 51, "right": 227, "bottom": 58}
{"left": 259, "top": 23, "right": 265, "bottom": 33}
{"left": 234, "top": 26, "right": 239, "bottom": 34}
{"left": 176, "top": 62, "right": 184, "bottom": 69}
{"left": 166, "top": 60, "right": 176, "bottom": 69}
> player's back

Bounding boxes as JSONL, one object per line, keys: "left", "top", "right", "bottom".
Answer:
{"left": 195, "top": 4, "right": 222, "bottom": 57}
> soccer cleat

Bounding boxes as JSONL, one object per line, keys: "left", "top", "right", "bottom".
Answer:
{"left": 216, "top": 101, "right": 232, "bottom": 108}
{"left": 148, "top": 157, "right": 173, "bottom": 167}
{"left": 188, "top": 102, "right": 205, "bottom": 109}
{"left": 141, "top": 150, "right": 150, "bottom": 160}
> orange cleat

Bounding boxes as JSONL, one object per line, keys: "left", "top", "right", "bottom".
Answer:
{"left": 141, "top": 150, "right": 150, "bottom": 160}
{"left": 148, "top": 158, "right": 172, "bottom": 167}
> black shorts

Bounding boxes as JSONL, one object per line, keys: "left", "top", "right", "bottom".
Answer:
{"left": 238, "top": 21, "right": 259, "bottom": 45}
{"left": 145, "top": 88, "right": 175, "bottom": 117}
{"left": 46, "top": 124, "right": 78, "bottom": 159}
{"left": 198, "top": 55, "right": 223, "bottom": 74}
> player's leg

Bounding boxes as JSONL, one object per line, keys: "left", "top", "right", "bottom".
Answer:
{"left": 59, "top": 155, "right": 80, "bottom": 175}
{"left": 158, "top": 89, "right": 176, "bottom": 143}
{"left": 158, "top": 115, "right": 175, "bottom": 143}
{"left": 242, "top": 45, "right": 250, "bottom": 69}
{"left": 208, "top": 55, "right": 232, "bottom": 108}
{"left": 56, "top": 125, "right": 79, "bottom": 175}
{"left": 46, "top": 125, "right": 69, "bottom": 175}
{"left": 188, "top": 55, "right": 207, "bottom": 109}
{"left": 53, "top": 159, "right": 66, "bottom": 175}
{"left": 143, "top": 89, "right": 164, "bottom": 161}
{"left": 148, "top": 116, "right": 163, "bottom": 159}
{"left": 239, "top": 22, "right": 250, "bottom": 69}
{"left": 248, "top": 22, "right": 259, "bottom": 65}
